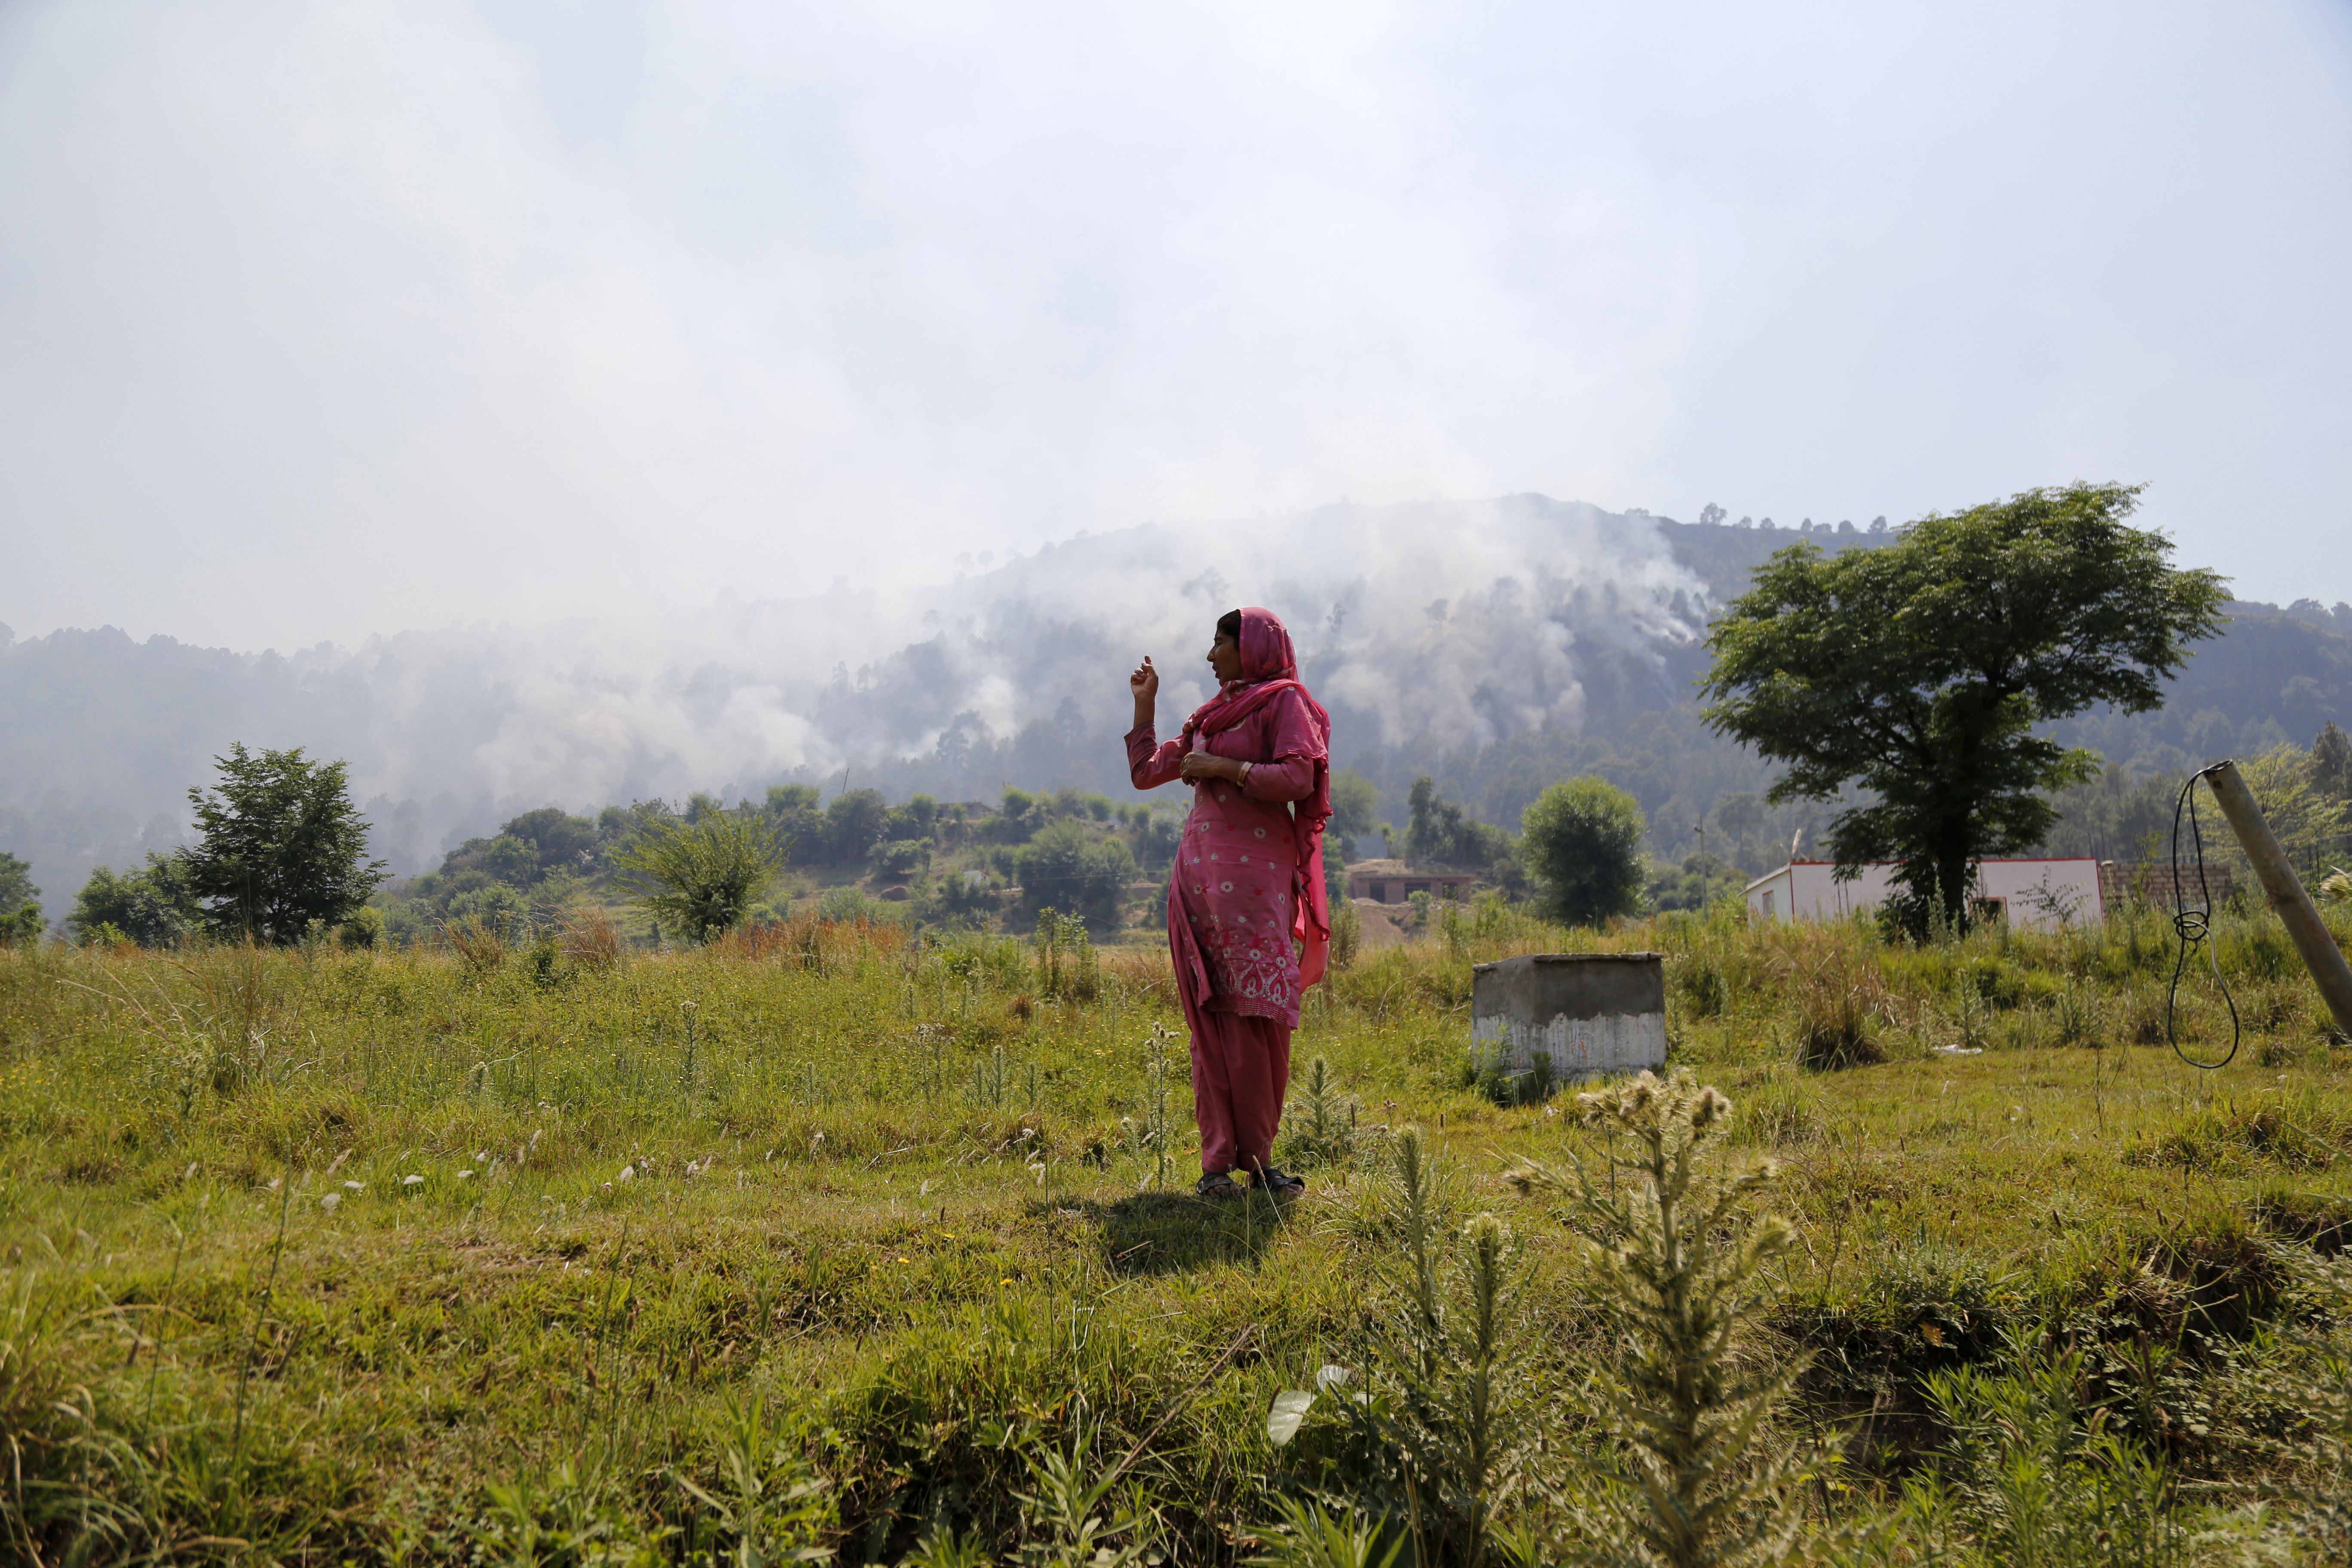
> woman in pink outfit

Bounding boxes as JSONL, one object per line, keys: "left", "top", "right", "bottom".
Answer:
{"left": 1126, "top": 607, "right": 1332, "bottom": 1200}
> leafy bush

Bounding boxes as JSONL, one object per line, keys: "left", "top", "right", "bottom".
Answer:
{"left": 69, "top": 853, "right": 199, "bottom": 947}
{"left": 873, "top": 838, "right": 934, "bottom": 880}
{"left": 815, "top": 886, "right": 897, "bottom": 925}
{"left": 1402, "top": 777, "right": 1515, "bottom": 873}
{"left": 823, "top": 790, "right": 892, "bottom": 866}
{"left": 1, "top": 902, "right": 44, "bottom": 947}
{"left": 1014, "top": 822, "right": 1135, "bottom": 936}
{"left": 1326, "top": 897, "right": 1362, "bottom": 971}
{"left": 1520, "top": 777, "right": 1646, "bottom": 927}
{"left": 612, "top": 812, "right": 787, "bottom": 942}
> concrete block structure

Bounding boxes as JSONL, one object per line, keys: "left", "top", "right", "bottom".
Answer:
{"left": 1470, "top": 952, "right": 1666, "bottom": 1081}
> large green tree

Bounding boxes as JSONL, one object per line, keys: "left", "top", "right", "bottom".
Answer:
{"left": 1700, "top": 484, "right": 2227, "bottom": 931}
{"left": 1327, "top": 769, "right": 1383, "bottom": 851}
{"left": 184, "top": 744, "right": 388, "bottom": 944}
{"left": 0, "top": 850, "right": 37, "bottom": 914}
{"left": 1401, "top": 776, "right": 1515, "bottom": 871}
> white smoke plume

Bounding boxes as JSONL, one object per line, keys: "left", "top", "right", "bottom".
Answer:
{"left": 0, "top": 497, "right": 1707, "bottom": 889}
{"left": 343, "top": 496, "right": 1700, "bottom": 804}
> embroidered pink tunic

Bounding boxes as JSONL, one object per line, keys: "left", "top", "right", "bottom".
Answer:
{"left": 1126, "top": 690, "right": 1323, "bottom": 1028}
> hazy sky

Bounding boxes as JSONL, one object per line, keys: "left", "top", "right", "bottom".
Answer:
{"left": 3, "top": 0, "right": 2349, "bottom": 650}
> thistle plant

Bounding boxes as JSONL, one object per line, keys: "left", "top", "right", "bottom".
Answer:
{"left": 1279, "top": 1055, "right": 1357, "bottom": 1171}
{"left": 1032, "top": 909, "right": 1099, "bottom": 1001}
{"left": 1506, "top": 1069, "right": 1815, "bottom": 1568}
{"left": 971, "top": 1045, "right": 1010, "bottom": 1109}
{"left": 1295, "top": 1127, "right": 1528, "bottom": 1567}
{"left": 2050, "top": 982, "right": 2104, "bottom": 1049}
{"left": 1131, "top": 1024, "right": 1178, "bottom": 1188}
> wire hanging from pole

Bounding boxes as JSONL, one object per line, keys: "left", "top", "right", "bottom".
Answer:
{"left": 2165, "top": 765, "right": 2240, "bottom": 1070}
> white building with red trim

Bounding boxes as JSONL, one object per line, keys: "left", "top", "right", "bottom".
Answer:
{"left": 1743, "top": 857, "right": 2105, "bottom": 931}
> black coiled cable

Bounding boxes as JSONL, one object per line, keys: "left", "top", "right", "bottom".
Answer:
{"left": 2165, "top": 765, "right": 2240, "bottom": 1070}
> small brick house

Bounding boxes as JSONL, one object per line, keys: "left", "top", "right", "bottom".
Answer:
{"left": 1347, "top": 858, "right": 1479, "bottom": 905}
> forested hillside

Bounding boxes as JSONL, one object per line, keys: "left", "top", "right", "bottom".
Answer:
{"left": 5, "top": 505, "right": 2349, "bottom": 930}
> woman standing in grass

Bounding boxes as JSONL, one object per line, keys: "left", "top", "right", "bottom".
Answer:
{"left": 1127, "top": 607, "right": 1333, "bottom": 1200}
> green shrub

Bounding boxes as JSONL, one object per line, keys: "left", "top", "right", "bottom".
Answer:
{"left": 1793, "top": 962, "right": 1886, "bottom": 1070}
{"left": 1014, "top": 823, "right": 1135, "bottom": 937}
{"left": 1520, "top": 778, "right": 1646, "bottom": 927}
{"left": 612, "top": 811, "right": 786, "bottom": 942}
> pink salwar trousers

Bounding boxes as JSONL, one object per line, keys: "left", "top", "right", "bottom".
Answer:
{"left": 1191, "top": 1009, "right": 1293, "bottom": 1177}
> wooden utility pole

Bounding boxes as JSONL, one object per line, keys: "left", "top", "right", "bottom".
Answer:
{"left": 2202, "top": 760, "right": 2352, "bottom": 1040}
{"left": 1694, "top": 812, "right": 1708, "bottom": 908}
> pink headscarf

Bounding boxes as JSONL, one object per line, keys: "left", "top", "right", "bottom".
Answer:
{"left": 1183, "top": 607, "right": 1335, "bottom": 985}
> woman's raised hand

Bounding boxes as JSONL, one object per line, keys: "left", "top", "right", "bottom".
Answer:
{"left": 1130, "top": 655, "right": 1160, "bottom": 704}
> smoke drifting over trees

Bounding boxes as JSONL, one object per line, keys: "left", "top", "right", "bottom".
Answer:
{"left": 0, "top": 497, "right": 1699, "bottom": 893}
{"left": 3, "top": 498, "right": 2349, "bottom": 918}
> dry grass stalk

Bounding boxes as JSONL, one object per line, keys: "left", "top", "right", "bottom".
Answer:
{"left": 559, "top": 906, "right": 626, "bottom": 969}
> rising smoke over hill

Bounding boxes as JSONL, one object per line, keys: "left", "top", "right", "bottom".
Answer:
{"left": 0, "top": 497, "right": 1706, "bottom": 897}
{"left": 6, "top": 496, "right": 2348, "bottom": 916}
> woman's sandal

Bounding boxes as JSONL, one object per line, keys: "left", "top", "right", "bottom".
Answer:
{"left": 1195, "top": 1172, "right": 1246, "bottom": 1200}
{"left": 1258, "top": 1167, "right": 1307, "bottom": 1201}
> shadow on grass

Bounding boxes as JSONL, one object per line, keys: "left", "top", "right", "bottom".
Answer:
{"left": 1025, "top": 1189, "right": 1297, "bottom": 1276}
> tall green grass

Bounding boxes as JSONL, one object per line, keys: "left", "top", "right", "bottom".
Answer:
{"left": 1, "top": 896, "right": 2347, "bottom": 1562}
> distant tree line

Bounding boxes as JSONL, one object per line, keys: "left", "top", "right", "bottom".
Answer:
{"left": 10, "top": 489, "right": 2313, "bottom": 949}
{"left": 1361, "top": 768, "right": 1649, "bottom": 926}
{"left": 368, "top": 780, "right": 1185, "bottom": 944}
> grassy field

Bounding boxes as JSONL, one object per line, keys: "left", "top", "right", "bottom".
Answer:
{"left": 3, "top": 901, "right": 2349, "bottom": 1565}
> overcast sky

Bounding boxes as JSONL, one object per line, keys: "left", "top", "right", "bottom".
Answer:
{"left": 3, "top": 0, "right": 2348, "bottom": 651}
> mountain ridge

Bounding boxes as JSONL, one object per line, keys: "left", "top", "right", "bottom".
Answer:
{"left": 3, "top": 503, "right": 2345, "bottom": 916}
